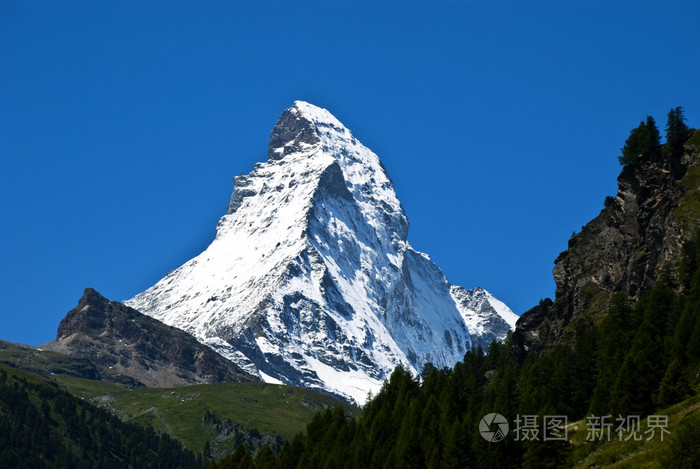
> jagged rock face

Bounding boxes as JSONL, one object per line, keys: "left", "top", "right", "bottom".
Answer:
{"left": 451, "top": 286, "right": 518, "bottom": 351}
{"left": 514, "top": 135, "right": 700, "bottom": 354}
{"left": 554, "top": 159, "right": 685, "bottom": 308}
{"left": 43, "top": 289, "right": 255, "bottom": 387}
{"left": 126, "top": 101, "right": 515, "bottom": 403}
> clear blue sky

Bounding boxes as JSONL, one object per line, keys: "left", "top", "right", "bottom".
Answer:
{"left": 2, "top": 1, "right": 699, "bottom": 345}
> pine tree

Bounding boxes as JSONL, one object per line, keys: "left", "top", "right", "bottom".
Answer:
{"left": 277, "top": 433, "right": 304, "bottom": 469}
{"left": 253, "top": 446, "right": 277, "bottom": 468}
{"left": 655, "top": 358, "right": 690, "bottom": 407}
{"left": 619, "top": 116, "right": 661, "bottom": 166}
{"left": 664, "top": 106, "right": 690, "bottom": 158}
{"left": 610, "top": 283, "right": 674, "bottom": 416}
{"left": 589, "top": 293, "right": 635, "bottom": 415}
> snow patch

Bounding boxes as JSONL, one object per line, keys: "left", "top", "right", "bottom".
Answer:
{"left": 259, "top": 370, "right": 284, "bottom": 385}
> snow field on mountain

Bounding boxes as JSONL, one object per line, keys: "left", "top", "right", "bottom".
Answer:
{"left": 127, "top": 101, "right": 517, "bottom": 403}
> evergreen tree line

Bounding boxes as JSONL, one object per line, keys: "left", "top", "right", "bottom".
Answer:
{"left": 212, "top": 112, "right": 700, "bottom": 469}
{"left": 618, "top": 106, "right": 692, "bottom": 166}
{"left": 0, "top": 367, "right": 205, "bottom": 469}
{"left": 213, "top": 235, "right": 700, "bottom": 469}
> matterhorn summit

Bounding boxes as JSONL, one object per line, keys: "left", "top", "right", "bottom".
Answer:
{"left": 126, "top": 101, "right": 516, "bottom": 403}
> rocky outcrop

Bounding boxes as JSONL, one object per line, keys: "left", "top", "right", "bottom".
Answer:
{"left": 514, "top": 131, "right": 700, "bottom": 355}
{"left": 43, "top": 289, "right": 256, "bottom": 387}
{"left": 202, "top": 411, "right": 283, "bottom": 459}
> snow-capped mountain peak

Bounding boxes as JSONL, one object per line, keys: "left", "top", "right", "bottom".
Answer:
{"left": 126, "top": 101, "right": 516, "bottom": 404}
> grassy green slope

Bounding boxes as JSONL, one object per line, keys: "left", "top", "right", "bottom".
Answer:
{"left": 51, "top": 374, "right": 358, "bottom": 456}
{"left": 1, "top": 341, "right": 358, "bottom": 457}
{"left": 568, "top": 392, "right": 700, "bottom": 468}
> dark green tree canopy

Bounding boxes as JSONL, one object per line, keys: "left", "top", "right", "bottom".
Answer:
{"left": 619, "top": 115, "right": 661, "bottom": 166}
{"left": 664, "top": 106, "right": 690, "bottom": 158}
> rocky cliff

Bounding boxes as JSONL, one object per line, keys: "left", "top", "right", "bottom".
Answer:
{"left": 43, "top": 289, "right": 256, "bottom": 387}
{"left": 514, "top": 129, "right": 700, "bottom": 354}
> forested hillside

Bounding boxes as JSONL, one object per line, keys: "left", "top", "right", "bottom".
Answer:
{"left": 215, "top": 268, "right": 700, "bottom": 467}
{"left": 213, "top": 111, "right": 700, "bottom": 468}
{"left": 0, "top": 364, "right": 204, "bottom": 469}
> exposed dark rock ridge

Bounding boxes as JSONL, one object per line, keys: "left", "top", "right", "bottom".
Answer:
{"left": 514, "top": 132, "right": 700, "bottom": 355}
{"left": 267, "top": 105, "right": 322, "bottom": 160}
{"left": 42, "top": 288, "right": 256, "bottom": 387}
